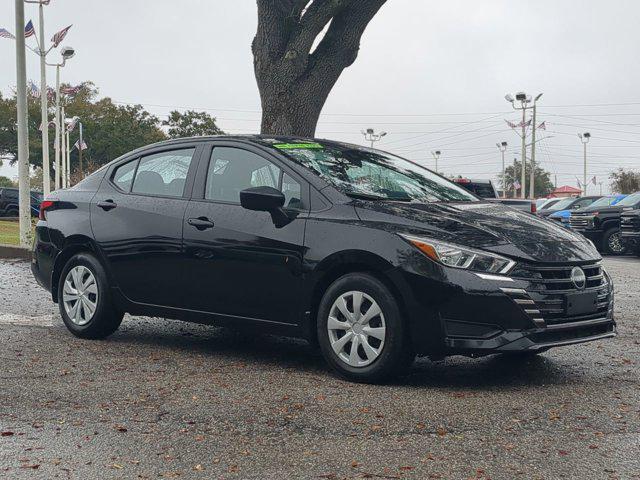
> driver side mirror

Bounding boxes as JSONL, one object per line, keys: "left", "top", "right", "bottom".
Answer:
{"left": 240, "top": 186, "right": 292, "bottom": 228}
{"left": 240, "top": 186, "right": 285, "bottom": 211}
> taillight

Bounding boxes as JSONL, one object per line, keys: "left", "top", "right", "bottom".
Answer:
{"left": 531, "top": 201, "right": 537, "bottom": 214}
{"left": 39, "top": 200, "right": 55, "bottom": 220}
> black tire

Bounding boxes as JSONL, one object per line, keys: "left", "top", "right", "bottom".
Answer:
{"left": 57, "top": 252, "right": 123, "bottom": 339}
{"left": 6, "top": 208, "right": 18, "bottom": 217}
{"left": 602, "top": 228, "right": 627, "bottom": 256}
{"left": 316, "top": 273, "right": 414, "bottom": 383}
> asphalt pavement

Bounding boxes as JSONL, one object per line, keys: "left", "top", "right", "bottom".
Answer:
{"left": 0, "top": 257, "right": 638, "bottom": 479}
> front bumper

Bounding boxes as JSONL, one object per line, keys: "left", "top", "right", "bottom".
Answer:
{"left": 433, "top": 261, "right": 616, "bottom": 355}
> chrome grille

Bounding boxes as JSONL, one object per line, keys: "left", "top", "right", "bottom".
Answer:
{"left": 569, "top": 215, "right": 591, "bottom": 229}
{"left": 620, "top": 215, "right": 640, "bottom": 235}
{"left": 503, "top": 262, "right": 611, "bottom": 327}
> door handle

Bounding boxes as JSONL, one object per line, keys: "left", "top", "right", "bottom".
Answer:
{"left": 188, "top": 217, "right": 215, "bottom": 230}
{"left": 97, "top": 199, "right": 117, "bottom": 211}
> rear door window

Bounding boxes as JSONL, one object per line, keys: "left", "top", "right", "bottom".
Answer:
{"left": 131, "top": 149, "right": 195, "bottom": 197}
{"left": 112, "top": 160, "right": 138, "bottom": 192}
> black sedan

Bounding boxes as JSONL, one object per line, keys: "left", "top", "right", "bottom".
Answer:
{"left": 31, "top": 136, "right": 615, "bottom": 383}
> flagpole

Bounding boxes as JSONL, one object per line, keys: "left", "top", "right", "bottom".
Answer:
{"left": 54, "top": 63, "right": 60, "bottom": 189}
{"left": 37, "top": 1, "right": 50, "bottom": 195}
{"left": 61, "top": 105, "right": 66, "bottom": 188}
{"left": 78, "top": 121, "right": 83, "bottom": 177}
{"left": 15, "top": 0, "right": 31, "bottom": 247}
{"left": 66, "top": 127, "right": 71, "bottom": 187}
{"left": 529, "top": 94, "right": 543, "bottom": 200}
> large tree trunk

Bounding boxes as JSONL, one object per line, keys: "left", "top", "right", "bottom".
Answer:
{"left": 252, "top": 0, "right": 387, "bottom": 137}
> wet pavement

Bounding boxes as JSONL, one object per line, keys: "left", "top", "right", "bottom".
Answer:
{"left": 0, "top": 257, "right": 638, "bottom": 479}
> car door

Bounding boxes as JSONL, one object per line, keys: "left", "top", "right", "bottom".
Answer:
{"left": 182, "top": 142, "right": 308, "bottom": 325}
{"left": 91, "top": 145, "right": 201, "bottom": 307}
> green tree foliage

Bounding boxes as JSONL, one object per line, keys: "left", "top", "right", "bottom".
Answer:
{"left": 0, "top": 175, "right": 15, "bottom": 188}
{"left": 0, "top": 83, "right": 223, "bottom": 178}
{"left": 162, "top": 110, "right": 224, "bottom": 138}
{"left": 609, "top": 168, "right": 640, "bottom": 194}
{"left": 501, "top": 159, "right": 554, "bottom": 198}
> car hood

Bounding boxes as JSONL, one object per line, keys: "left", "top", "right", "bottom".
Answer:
{"left": 354, "top": 201, "right": 600, "bottom": 263}
{"left": 549, "top": 210, "right": 571, "bottom": 219}
{"left": 574, "top": 205, "right": 627, "bottom": 215}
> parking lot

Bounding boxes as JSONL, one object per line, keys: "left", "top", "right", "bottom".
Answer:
{"left": 0, "top": 257, "right": 638, "bottom": 479}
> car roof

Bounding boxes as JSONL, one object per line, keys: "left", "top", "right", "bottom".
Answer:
{"left": 136, "top": 135, "right": 356, "bottom": 151}
{"left": 106, "top": 135, "right": 366, "bottom": 166}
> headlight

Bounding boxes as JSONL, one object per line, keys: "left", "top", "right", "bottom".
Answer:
{"left": 399, "top": 234, "right": 516, "bottom": 274}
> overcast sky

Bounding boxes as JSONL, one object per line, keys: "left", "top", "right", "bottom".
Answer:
{"left": 1, "top": 0, "right": 639, "bottom": 194}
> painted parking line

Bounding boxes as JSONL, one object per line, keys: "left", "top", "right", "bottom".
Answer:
{"left": 0, "top": 313, "right": 56, "bottom": 327}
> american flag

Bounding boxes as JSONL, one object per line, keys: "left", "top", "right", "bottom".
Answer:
{"left": 60, "top": 85, "right": 81, "bottom": 96}
{"left": 73, "top": 140, "right": 88, "bottom": 151}
{"left": 28, "top": 80, "right": 40, "bottom": 98}
{"left": 513, "top": 180, "right": 521, "bottom": 190}
{"left": 24, "top": 20, "right": 35, "bottom": 38}
{"left": 0, "top": 28, "right": 15, "bottom": 39}
{"left": 505, "top": 120, "right": 518, "bottom": 129}
{"left": 47, "top": 87, "right": 56, "bottom": 101}
{"left": 51, "top": 24, "right": 72, "bottom": 47}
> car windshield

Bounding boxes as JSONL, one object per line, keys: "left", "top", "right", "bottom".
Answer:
{"left": 617, "top": 192, "right": 640, "bottom": 206}
{"left": 540, "top": 199, "right": 560, "bottom": 209}
{"left": 548, "top": 198, "right": 575, "bottom": 211}
{"left": 589, "top": 196, "right": 617, "bottom": 208}
{"left": 269, "top": 142, "right": 477, "bottom": 203}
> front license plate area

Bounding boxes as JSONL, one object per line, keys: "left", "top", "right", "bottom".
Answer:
{"left": 565, "top": 291, "right": 598, "bottom": 316}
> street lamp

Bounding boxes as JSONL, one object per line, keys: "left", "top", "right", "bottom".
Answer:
{"left": 579, "top": 132, "right": 591, "bottom": 195}
{"left": 496, "top": 142, "right": 507, "bottom": 198}
{"left": 505, "top": 91, "right": 543, "bottom": 199}
{"left": 505, "top": 92, "right": 530, "bottom": 199}
{"left": 47, "top": 45, "right": 75, "bottom": 190}
{"left": 431, "top": 150, "right": 441, "bottom": 173}
{"left": 361, "top": 128, "right": 387, "bottom": 148}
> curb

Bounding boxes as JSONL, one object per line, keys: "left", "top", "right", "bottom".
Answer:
{"left": 0, "top": 243, "right": 31, "bottom": 261}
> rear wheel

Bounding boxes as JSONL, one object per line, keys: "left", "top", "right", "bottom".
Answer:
{"left": 58, "top": 252, "right": 123, "bottom": 339}
{"left": 602, "top": 228, "right": 627, "bottom": 255}
{"left": 317, "top": 273, "right": 414, "bottom": 383}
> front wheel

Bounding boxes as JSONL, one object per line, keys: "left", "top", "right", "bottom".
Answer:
{"left": 602, "top": 228, "right": 627, "bottom": 255}
{"left": 317, "top": 273, "right": 414, "bottom": 383}
{"left": 58, "top": 252, "right": 123, "bottom": 339}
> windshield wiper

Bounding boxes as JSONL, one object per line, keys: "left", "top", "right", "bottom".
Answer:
{"left": 345, "top": 192, "right": 412, "bottom": 202}
{"left": 345, "top": 192, "right": 387, "bottom": 201}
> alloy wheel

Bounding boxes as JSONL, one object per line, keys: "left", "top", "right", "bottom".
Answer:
{"left": 327, "top": 291, "right": 386, "bottom": 367}
{"left": 608, "top": 232, "right": 626, "bottom": 254}
{"left": 63, "top": 265, "right": 98, "bottom": 326}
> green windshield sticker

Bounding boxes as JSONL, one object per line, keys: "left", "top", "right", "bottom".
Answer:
{"left": 273, "top": 142, "right": 324, "bottom": 150}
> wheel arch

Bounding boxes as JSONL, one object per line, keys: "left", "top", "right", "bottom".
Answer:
{"left": 51, "top": 235, "right": 102, "bottom": 303}
{"left": 305, "top": 250, "right": 412, "bottom": 343}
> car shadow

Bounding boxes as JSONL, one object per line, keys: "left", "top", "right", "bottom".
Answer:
{"left": 102, "top": 316, "right": 586, "bottom": 390}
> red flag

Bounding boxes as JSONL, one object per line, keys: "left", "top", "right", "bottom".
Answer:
{"left": 51, "top": 25, "right": 72, "bottom": 47}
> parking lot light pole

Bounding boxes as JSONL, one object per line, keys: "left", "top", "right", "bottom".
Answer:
{"left": 505, "top": 92, "right": 532, "bottom": 199}
{"left": 579, "top": 132, "right": 591, "bottom": 195}
{"left": 431, "top": 150, "right": 441, "bottom": 174}
{"left": 496, "top": 142, "right": 507, "bottom": 198}
{"left": 47, "top": 46, "right": 75, "bottom": 190}
{"left": 361, "top": 128, "right": 387, "bottom": 148}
